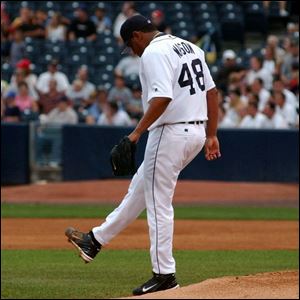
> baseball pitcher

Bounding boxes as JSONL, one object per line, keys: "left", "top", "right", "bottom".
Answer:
{"left": 66, "top": 14, "right": 221, "bottom": 296}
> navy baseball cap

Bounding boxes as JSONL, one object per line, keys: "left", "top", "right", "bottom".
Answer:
{"left": 120, "top": 14, "right": 154, "bottom": 54}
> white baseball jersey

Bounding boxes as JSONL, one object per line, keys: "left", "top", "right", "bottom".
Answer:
{"left": 139, "top": 34, "right": 216, "bottom": 130}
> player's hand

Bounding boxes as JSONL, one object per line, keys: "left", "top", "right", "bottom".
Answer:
{"left": 204, "top": 136, "right": 221, "bottom": 161}
{"left": 128, "top": 131, "right": 141, "bottom": 144}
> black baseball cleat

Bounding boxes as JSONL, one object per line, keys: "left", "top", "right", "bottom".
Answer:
{"left": 132, "top": 272, "right": 179, "bottom": 295}
{"left": 65, "top": 227, "right": 101, "bottom": 263}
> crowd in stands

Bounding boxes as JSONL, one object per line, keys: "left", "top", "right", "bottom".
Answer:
{"left": 1, "top": 1, "right": 299, "bottom": 130}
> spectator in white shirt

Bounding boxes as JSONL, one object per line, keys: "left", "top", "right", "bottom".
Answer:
{"left": 272, "top": 76, "right": 298, "bottom": 110}
{"left": 261, "top": 101, "right": 289, "bottom": 129}
{"left": 97, "top": 101, "right": 132, "bottom": 126}
{"left": 245, "top": 56, "right": 273, "bottom": 90}
{"left": 239, "top": 100, "right": 267, "bottom": 128}
{"left": 36, "top": 59, "right": 70, "bottom": 94}
{"left": 223, "top": 88, "right": 246, "bottom": 127}
{"left": 75, "top": 65, "right": 96, "bottom": 99}
{"left": 273, "top": 91, "right": 298, "bottom": 127}
{"left": 113, "top": 1, "right": 138, "bottom": 46}
{"left": 45, "top": 12, "right": 67, "bottom": 42}
{"left": 218, "top": 105, "right": 236, "bottom": 128}
{"left": 251, "top": 78, "right": 271, "bottom": 111}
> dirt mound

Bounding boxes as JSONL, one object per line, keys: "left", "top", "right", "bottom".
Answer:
{"left": 121, "top": 270, "right": 299, "bottom": 299}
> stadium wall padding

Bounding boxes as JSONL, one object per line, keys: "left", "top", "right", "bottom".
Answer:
{"left": 1, "top": 124, "right": 298, "bottom": 184}
{"left": 62, "top": 125, "right": 299, "bottom": 182}
{"left": 1, "top": 123, "right": 30, "bottom": 185}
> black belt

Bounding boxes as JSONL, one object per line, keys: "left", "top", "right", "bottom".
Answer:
{"left": 178, "top": 121, "right": 204, "bottom": 125}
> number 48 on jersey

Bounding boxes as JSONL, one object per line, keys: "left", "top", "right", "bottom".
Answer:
{"left": 178, "top": 58, "right": 205, "bottom": 95}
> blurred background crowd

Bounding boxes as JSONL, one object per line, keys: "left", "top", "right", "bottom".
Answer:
{"left": 1, "top": 1, "right": 299, "bottom": 129}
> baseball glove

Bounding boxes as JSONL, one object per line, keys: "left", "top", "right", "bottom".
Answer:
{"left": 110, "top": 136, "right": 137, "bottom": 176}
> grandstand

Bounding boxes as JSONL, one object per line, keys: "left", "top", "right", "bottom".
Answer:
{"left": 1, "top": 1, "right": 298, "bottom": 88}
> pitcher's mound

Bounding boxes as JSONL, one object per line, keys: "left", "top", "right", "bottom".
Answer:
{"left": 122, "top": 270, "right": 299, "bottom": 299}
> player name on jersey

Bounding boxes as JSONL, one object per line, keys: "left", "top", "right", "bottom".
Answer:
{"left": 172, "top": 42, "right": 195, "bottom": 58}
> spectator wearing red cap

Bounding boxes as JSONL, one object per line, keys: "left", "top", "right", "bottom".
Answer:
{"left": 6, "top": 64, "right": 38, "bottom": 101}
{"left": 150, "top": 9, "right": 171, "bottom": 34}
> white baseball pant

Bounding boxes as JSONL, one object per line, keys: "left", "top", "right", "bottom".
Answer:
{"left": 92, "top": 123, "right": 206, "bottom": 274}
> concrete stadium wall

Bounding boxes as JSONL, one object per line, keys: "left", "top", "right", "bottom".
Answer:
{"left": 1, "top": 124, "right": 299, "bottom": 184}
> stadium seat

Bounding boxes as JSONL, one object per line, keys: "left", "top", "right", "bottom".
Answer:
{"left": 220, "top": 12, "right": 245, "bottom": 46}
{"left": 1, "top": 63, "right": 14, "bottom": 82}
{"left": 244, "top": 2, "right": 268, "bottom": 37}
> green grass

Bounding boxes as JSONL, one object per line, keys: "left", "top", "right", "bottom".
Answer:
{"left": 1, "top": 203, "right": 299, "bottom": 220}
{"left": 1, "top": 249, "right": 298, "bottom": 299}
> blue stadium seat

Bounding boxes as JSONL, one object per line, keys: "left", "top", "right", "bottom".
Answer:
{"left": 1, "top": 63, "right": 14, "bottom": 82}
{"left": 220, "top": 12, "right": 245, "bottom": 46}
{"left": 244, "top": 3, "right": 268, "bottom": 37}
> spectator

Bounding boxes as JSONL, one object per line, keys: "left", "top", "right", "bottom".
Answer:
{"left": 10, "top": 7, "right": 32, "bottom": 31}
{"left": 75, "top": 65, "right": 96, "bottom": 99}
{"left": 66, "top": 79, "right": 87, "bottom": 110}
{"left": 38, "top": 78, "right": 65, "bottom": 114}
{"left": 150, "top": 9, "right": 171, "bottom": 34}
{"left": 273, "top": 90, "right": 298, "bottom": 127}
{"left": 1, "top": 79, "right": 8, "bottom": 96}
{"left": 245, "top": 55, "right": 273, "bottom": 90}
{"left": 263, "top": 1, "right": 289, "bottom": 16}
{"left": 265, "top": 35, "right": 285, "bottom": 64}
{"left": 9, "top": 28, "right": 25, "bottom": 68}
{"left": 1, "top": 2, "right": 10, "bottom": 34}
{"left": 239, "top": 100, "right": 267, "bottom": 128}
{"left": 15, "top": 58, "right": 37, "bottom": 89}
{"left": 6, "top": 66, "right": 38, "bottom": 101}
{"left": 46, "top": 12, "right": 67, "bottom": 42}
{"left": 223, "top": 88, "right": 247, "bottom": 126}
{"left": 41, "top": 95, "right": 78, "bottom": 124}
{"left": 2, "top": 91, "right": 21, "bottom": 122}
{"left": 289, "top": 62, "right": 299, "bottom": 95}
{"left": 113, "top": 1, "right": 138, "bottom": 45}
{"left": 35, "top": 9, "right": 49, "bottom": 28}
{"left": 272, "top": 76, "right": 298, "bottom": 109}
{"left": 125, "top": 83, "right": 143, "bottom": 122}
{"left": 19, "top": 12, "right": 46, "bottom": 39}
{"left": 262, "top": 101, "right": 289, "bottom": 128}
{"left": 68, "top": 5, "right": 97, "bottom": 41}
{"left": 281, "top": 38, "right": 299, "bottom": 85}
{"left": 86, "top": 86, "right": 109, "bottom": 124}
{"left": 250, "top": 78, "right": 271, "bottom": 111}
{"left": 286, "top": 22, "right": 299, "bottom": 38}
{"left": 218, "top": 105, "right": 236, "bottom": 128}
{"left": 108, "top": 74, "right": 132, "bottom": 109}
{"left": 215, "top": 49, "right": 245, "bottom": 94}
{"left": 97, "top": 101, "right": 132, "bottom": 126}
{"left": 36, "top": 59, "right": 70, "bottom": 94}
{"left": 262, "top": 45, "right": 277, "bottom": 75}
{"left": 91, "top": 7, "right": 112, "bottom": 34}
{"left": 114, "top": 53, "right": 140, "bottom": 78}
{"left": 14, "top": 81, "right": 38, "bottom": 113}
